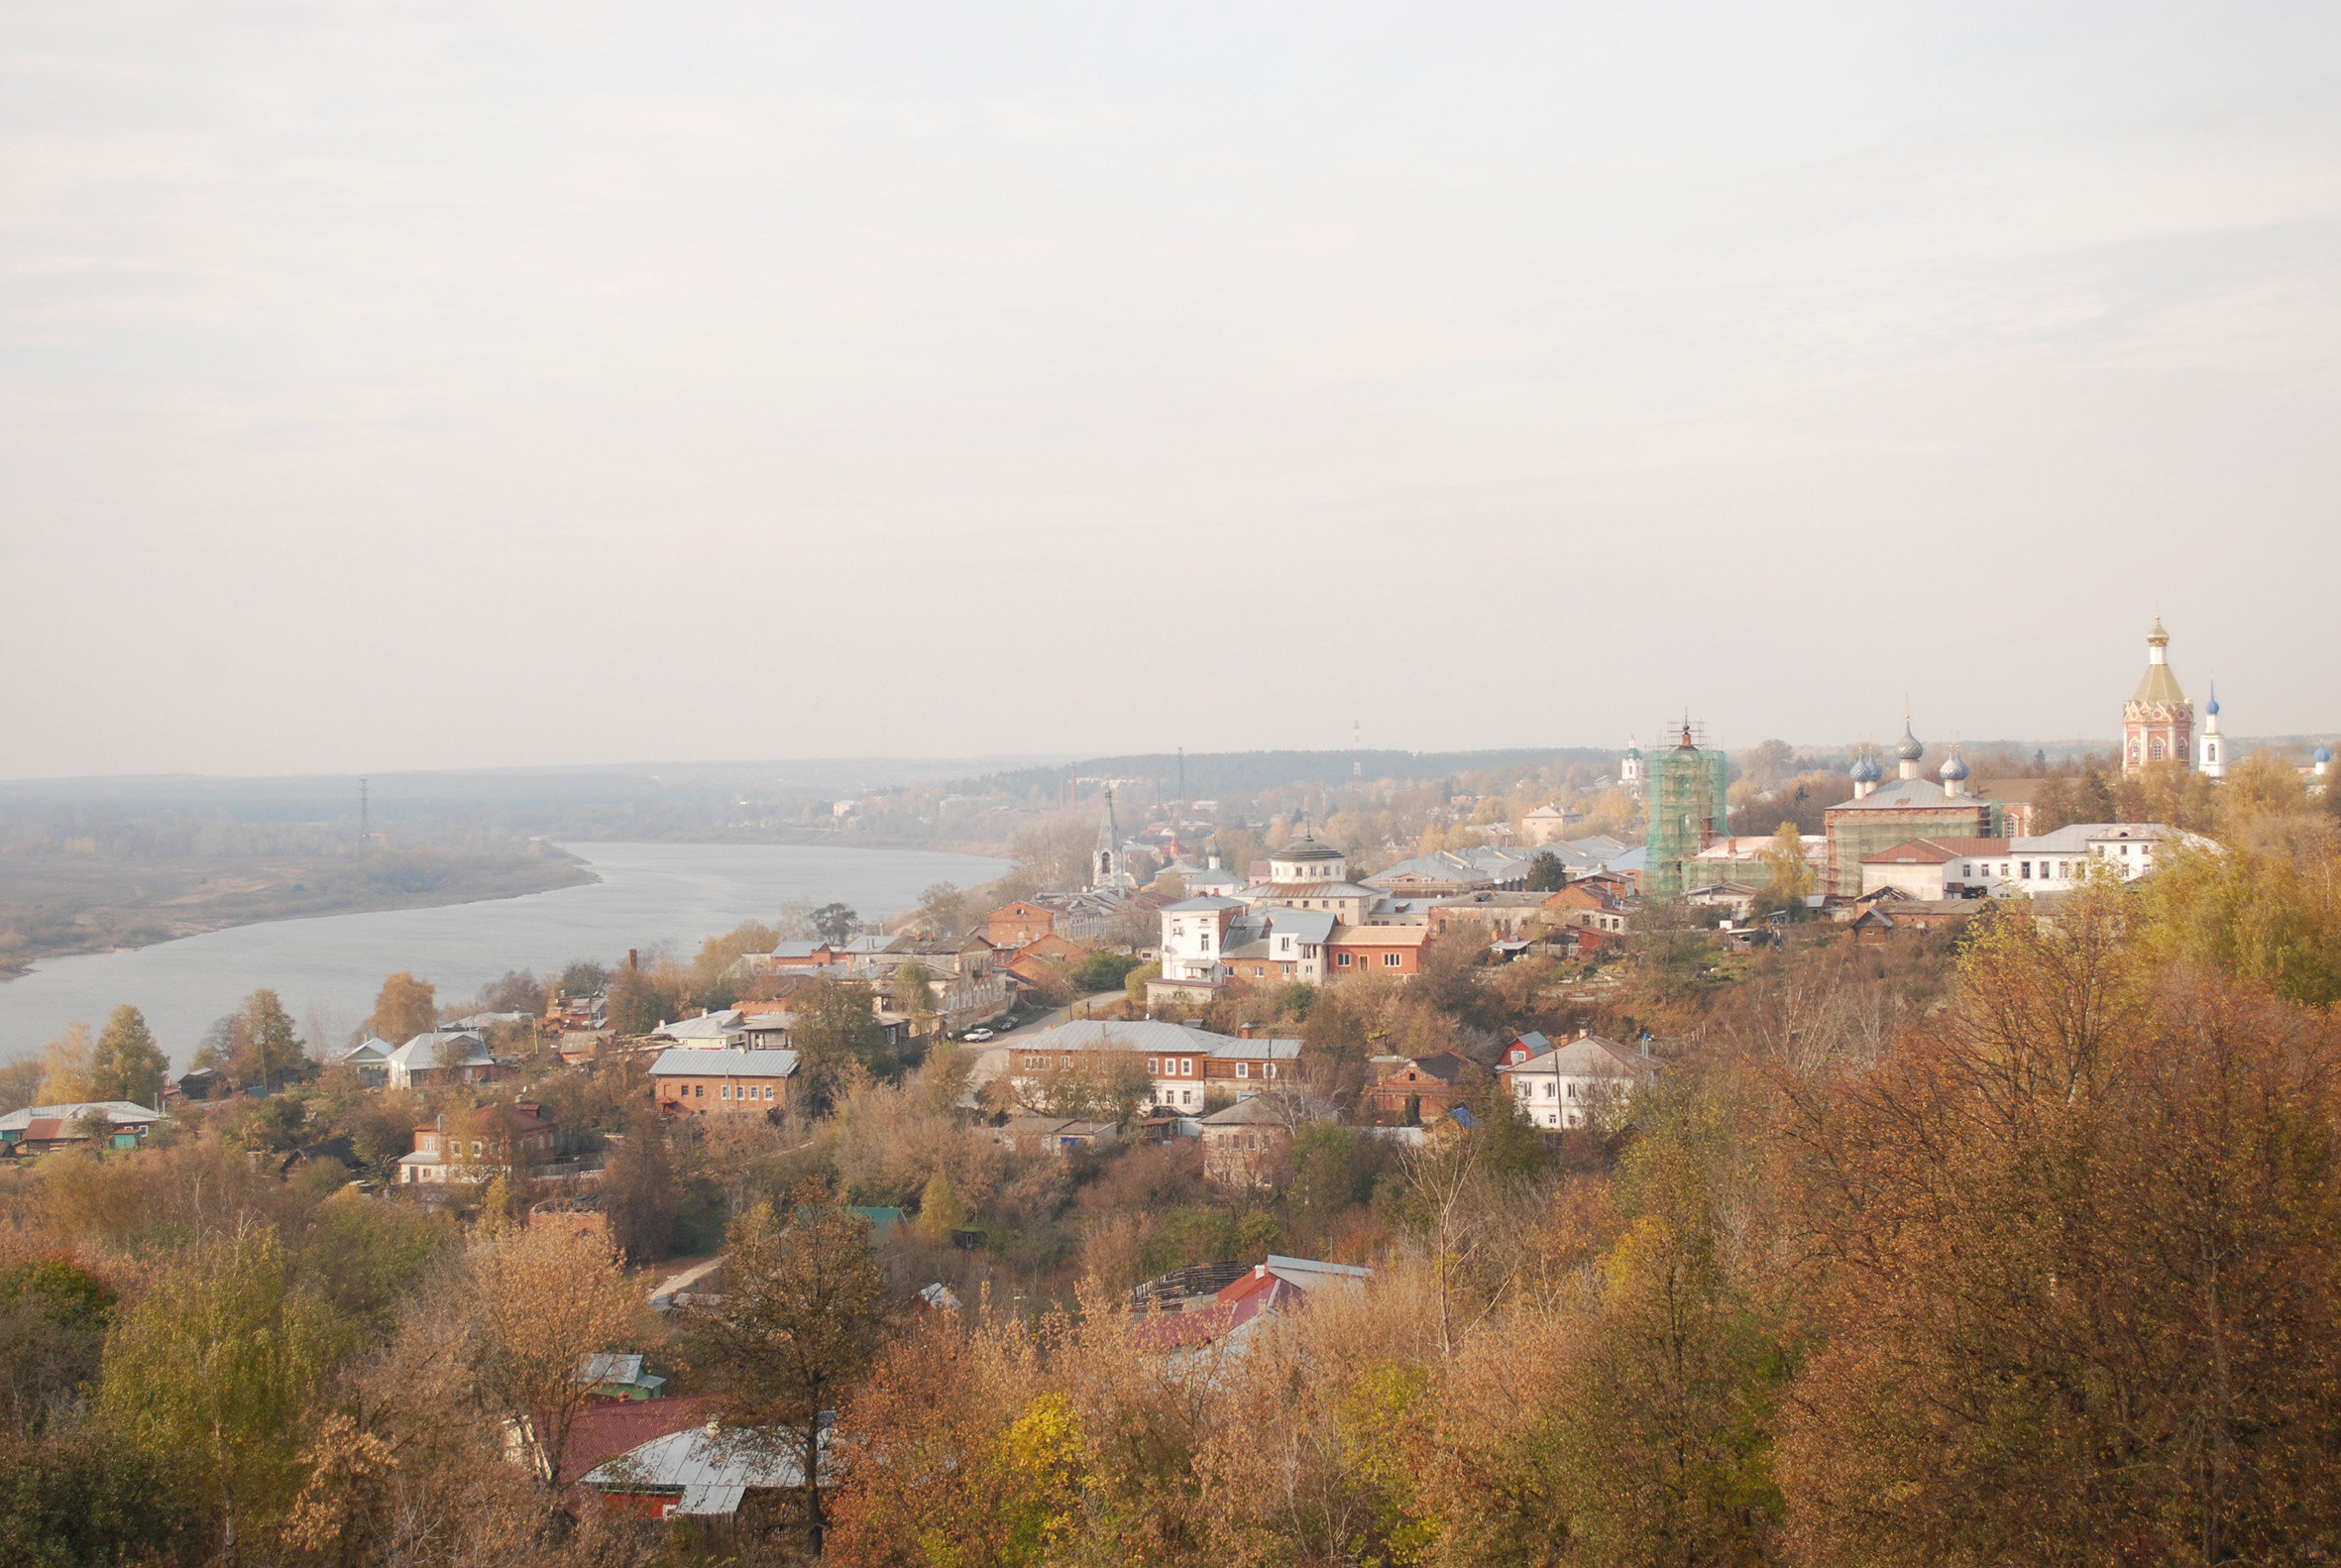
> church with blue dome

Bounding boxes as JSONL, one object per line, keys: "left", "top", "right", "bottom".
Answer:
{"left": 1822, "top": 720, "right": 2005, "bottom": 897}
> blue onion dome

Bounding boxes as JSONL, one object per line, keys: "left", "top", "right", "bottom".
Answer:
{"left": 1940, "top": 748, "right": 1969, "bottom": 782}
{"left": 1894, "top": 722, "right": 1925, "bottom": 763}
{"left": 1850, "top": 753, "right": 1881, "bottom": 784}
{"left": 2317, "top": 745, "right": 2333, "bottom": 764}
{"left": 2205, "top": 682, "right": 2220, "bottom": 717}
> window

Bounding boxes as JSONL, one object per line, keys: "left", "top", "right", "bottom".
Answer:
{"left": 695, "top": 1084, "right": 704, "bottom": 1098}
{"left": 1385, "top": 952, "right": 1403, "bottom": 967}
{"left": 1338, "top": 952, "right": 1353, "bottom": 967}
{"left": 2020, "top": 862, "right": 2031, "bottom": 879}
{"left": 1237, "top": 1063, "right": 1249, "bottom": 1079}
{"left": 1265, "top": 1063, "right": 1278, "bottom": 1078}
{"left": 1199, "top": 932, "right": 1211, "bottom": 950}
{"left": 1182, "top": 1058, "right": 1194, "bottom": 1075}
{"left": 471, "top": 1140, "right": 484, "bottom": 1156}
{"left": 2151, "top": 739, "right": 2165, "bottom": 760}
{"left": 1543, "top": 1081, "right": 1554, "bottom": 1097}
{"left": 1146, "top": 1058, "right": 1158, "bottom": 1074}
{"left": 1963, "top": 864, "right": 1973, "bottom": 877}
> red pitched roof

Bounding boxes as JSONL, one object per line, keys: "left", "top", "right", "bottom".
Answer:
{"left": 559, "top": 1394, "right": 721, "bottom": 1486}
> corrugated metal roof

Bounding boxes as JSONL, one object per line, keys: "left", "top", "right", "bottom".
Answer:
{"left": 0, "top": 1100, "right": 164, "bottom": 1133}
{"left": 648, "top": 1048, "right": 800, "bottom": 1078}
{"left": 581, "top": 1425, "right": 808, "bottom": 1511}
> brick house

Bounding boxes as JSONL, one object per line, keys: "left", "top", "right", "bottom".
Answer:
{"left": 651, "top": 1049, "right": 799, "bottom": 1116}
{"left": 1366, "top": 1051, "right": 1472, "bottom": 1123}
{"left": 1198, "top": 1095, "right": 1292, "bottom": 1186}
{"left": 1426, "top": 892, "right": 1557, "bottom": 941}
{"left": 1004, "top": 932, "right": 1092, "bottom": 989}
{"left": 1326, "top": 924, "right": 1432, "bottom": 979}
{"left": 985, "top": 902, "right": 1059, "bottom": 951}
{"left": 398, "top": 1101, "right": 557, "bottom": 1184}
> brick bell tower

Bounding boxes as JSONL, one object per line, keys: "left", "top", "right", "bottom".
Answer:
{"left": 2123, "top": 617, "right": 2194, "bottom": 779}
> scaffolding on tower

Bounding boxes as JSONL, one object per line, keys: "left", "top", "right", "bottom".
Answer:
{"left": 1643, "top": 718, "right": 1729, "bottom": 900}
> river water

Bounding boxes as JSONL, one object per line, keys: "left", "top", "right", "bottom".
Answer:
{"left": 0, "top": 841, "right": 1010, "bottom": 1068}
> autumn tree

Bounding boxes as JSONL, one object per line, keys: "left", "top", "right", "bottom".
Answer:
{"left": 812, "top": 902, "right": 860, "bottom": 945}
{"left": 32, "top": 1023, "right": 92, "bottom": 1105}
{"left": 1525, "top": 850, "right": 1569, "bottom": 892}
{"left": 87, "top": 1004, "right": 168, "bottom": 1104}
{"left": 101, "top": 1227, "right": 341, "bottom": 1563}
{"left": 230, "top": 988, "right": 303, "bottom": 1092}
{"left": 468, "top": 1222, "right": 643, "bottom": 1498}
{"left": 690, "top": 920, "right": 780, "bottom": 1009}
{"left": 688, "top": 1185, "right": 890, "bottom": 1557}
{"left": 1005, "top": 1048, "right": 1152, "bottom": 1125}
{"left": 914, "top": 881, "right": 969, "bottom": 935}
{"left": 1772, "top": 884, "right": 2341, "bottom": 1564}
{"left": 369, "top": 970, "right": 437, "bottom": 1043}
{"left": 602, "top": 1112, "right": 682, "bottom": 1266}
{"left": 0, "top": 1256, "right": 113, "bottom": 1439}
{"left": 793, "top": 976, "right": 890, "bottom": 1110}
{"left": 606, "top": 955, "right": 691, "bottom": 1035}
{"left": 1754, "top": 819, "right": 1815, "bottom": 916}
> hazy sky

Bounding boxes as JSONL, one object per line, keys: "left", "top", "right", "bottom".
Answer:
{"left": 5, "top": 2, "right": 2338, "bottom": 778}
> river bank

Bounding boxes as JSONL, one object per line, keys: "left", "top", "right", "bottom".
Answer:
{"left": 0, "top": 843, "right": 597, "bottom": 979}
{"left": 0, "top": 840, "right": 1013, "bottom": 1065}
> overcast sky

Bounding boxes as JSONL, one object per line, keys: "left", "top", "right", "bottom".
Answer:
{"left": 4, "top": 2, "right": 2337, "bottom": 778}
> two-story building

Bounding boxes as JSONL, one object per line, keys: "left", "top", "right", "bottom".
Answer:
{"left": 650, "top": 1048, "right": 799, "bottom": 1116}
{"left": 1003, "top": 1018, "right": 1303, "bottom": 1115}
{"left": 985, "top": 902, "right": 1059, "bottom": 951}
{"left": 1496, "top": 1031, "right": 1652, "bottom": 1131}
{"left": 398, "top": 1101, "right": 558, "bottom": 1184}
{"left": 1159, "top": 897, "right": 1247, "bottom": 984}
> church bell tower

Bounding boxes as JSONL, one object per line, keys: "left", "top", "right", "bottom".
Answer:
{"left": 2123, "top": 618, "right": 2194, "bottom": 779}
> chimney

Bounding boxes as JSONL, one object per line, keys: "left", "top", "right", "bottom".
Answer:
{"left": 1239, "top": 1022, "right": 1255, "bottom": 1040}
{"left": 627, "top": 949, "right": 639, "bottom": 970}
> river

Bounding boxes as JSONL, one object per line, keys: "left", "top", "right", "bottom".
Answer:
{"left": 0, "top": 841, "right": 1011, "bottom": 1069}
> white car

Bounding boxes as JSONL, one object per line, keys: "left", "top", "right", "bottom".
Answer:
{"left": 960, "top": 1028, "right": 995, "bottom": 1044}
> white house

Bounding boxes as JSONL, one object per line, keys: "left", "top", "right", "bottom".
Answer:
{"left": 650, "top": 1010, "right": 748, "bottom": 1050}
{"left": 332, "top": 1036, "right": 395, "bottom": 1086}
{"left": 1159, "top": 897, "right": 1247, "bottom": 984}
{"left": 1496, "top": 1031, "right": 1653, "bottom": 1131}
{"left": 1959, "top": 824, "right": 2212, "bottom": 895}
{"left": 384, "top": 1031, "right": 499, "bottom": 1090}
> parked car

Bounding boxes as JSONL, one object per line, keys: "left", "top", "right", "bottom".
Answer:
{"left": 961, "top": 1028, "right": 996, "bottom": 1044}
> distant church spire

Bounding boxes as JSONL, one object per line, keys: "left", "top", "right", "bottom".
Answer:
{"left": 1090, "top": 787, "right": 1131, "bottom": 892}
{"left": 2200, "top": 678, "right": 2226, "bottom": 779}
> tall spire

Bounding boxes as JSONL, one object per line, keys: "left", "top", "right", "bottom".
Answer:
{"left": 1089, "top": 787, "right": 1129, "bottom": 892}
